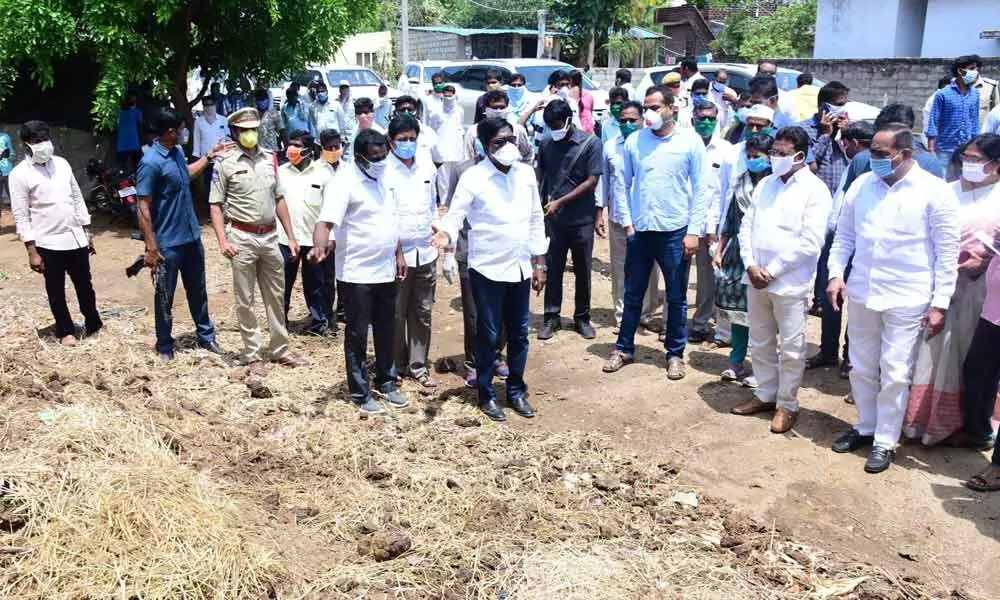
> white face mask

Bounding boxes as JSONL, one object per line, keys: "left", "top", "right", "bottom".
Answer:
{"left": 492, "top": 142, "right": 520, "bottom": 167}
{"left": 771, "top": 152, "right": 803, "bottom": 177}
{"left": 644, "top": 109, "right": 663, "bottom": 130}
{"left": 362, "top": 158, "right": 387, "bottom": 179}
{"left": 484, "top": 107, "right": 510, "bottom": 120}
{"left": 549, "top": 122, "right": 569, "bottom": 142}
{"left": 963, "top": 161, "right": 992, "bottom": 183}
{"left": 556, "top": 86, "right": 570, "bottom": 99}
{"left": 28, "top": 140, "right": 54, "bottom": 164}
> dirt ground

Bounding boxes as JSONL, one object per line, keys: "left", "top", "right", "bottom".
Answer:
{"left": 1, "top": 213, "right": 998, "bottom": 598}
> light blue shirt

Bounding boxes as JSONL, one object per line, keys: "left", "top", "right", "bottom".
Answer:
{"left": 0, "top": 132, "right": 14, "bottom": 177}
{"left": 601, "top": 116, "right": 621, "bottom": 144}
{"left": 616, "top": 126, "right": 707, "bottom": 233}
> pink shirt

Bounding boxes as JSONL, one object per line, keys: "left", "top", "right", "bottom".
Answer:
{"left": 982, "top": 257, "right": 1000, "bottom": 325}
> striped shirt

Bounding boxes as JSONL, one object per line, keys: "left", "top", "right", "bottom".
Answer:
{"left": 927, "top": 82, "right": 980, "bottom": 154}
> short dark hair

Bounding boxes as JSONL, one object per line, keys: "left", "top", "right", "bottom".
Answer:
{"left": 621, "top": 100, "right": 643, "bottom": 115}
{"left": 477, "top": 116, "right": 513, "bottom": 148}
{"left": 748, "top": 76, "right": 778, "bottom": 99}
{"left": 253, "top": 88, "right": 269, "bottom": 101}
{"left": 314, "top": 82, "right": 327, "bottom": 92}
{"left": 817, "top": 81, "right": 850, "bottom": 110}
{"left": 548, "top": 70, "right": 571, "bottom": 87}
{"left": 746, "top": 133, "right": 775, "bottom": 156}
{"left": 875, "top": 102, "right": 916, "bottom": 129}
{"left": 775, "top": 126, "right": 810, "bottom": 155}
{"left": 757, "top": 60, "right": 777, "bottom": 71}
{"left": 645, "top": 85, "right": 676, "bottom": 105}
{"left": 691, "top": 78, "right": 710, "bottom": 93}
{"left": 609, "top": 86, "right": 630, "bottom": 102}
{"left": 388, "top": 114, "right": 420, "bottom": 139}
{"left": 483, "top": 89, "right": 509, "bottom": 107}
{"left": 484, "top": 68, "right": 502, "bottom": 83}
{"left": 354, "top": 128, "right": 388, "bottom": 158}
{"left": 510, "top": 72, "right": 526, "bottom": 85}
{"left": 202, "top": 96, "right": 216, "bottom": 106}
{"left": 615, "top": 68, "right": 632, "bottom": 83}
{"left": 319, "top": 128, "right": 341, "bottom": 148}
{"left": 973, "top": 133, "right": 1000, "bottom": 162}
{"left": 354, "top": 97, "right": 375, "bottom": 114}
{"left": 680, "top": 58, "right": 698, "bottom": 72}
{"left": 431, "top": 71, "right": 445, "bottom": 82}
{"left": 150, "top": 108, "right": 184, "bottom": 135}
{"left": 952, "top": 54, "right": 981, "bottom": 75}
{"left": 442, "top": 84, "right": 456, "bottom": 94}
{"left": 878, "top": 122, "right": 914, "bottom": 151}
{"left": 694, "top": 101, "right": 718, "bottom": 117}
{"left": 571, "top": 70, "right": 584, "bottom": 87}
{"left": 20, "top": 120, "right": 51, "bottom": 143}
{"left": 797, "top": 73, "right": 813, "bottom": 87}
{"left": 543, "top": 99, "right": 573, "bottom": 128}
{"left": 288, "top": 130, "right": 314, "bottom": 148}
{"left": 843, "top": 120, "right": 875, "bottom": 145}
{"left": 394, "top": 95, "right": 418, "bottom": 110}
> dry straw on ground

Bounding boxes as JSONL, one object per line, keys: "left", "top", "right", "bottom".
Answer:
{"left": 0, "top": 293, "right": 978, "bottom": 599}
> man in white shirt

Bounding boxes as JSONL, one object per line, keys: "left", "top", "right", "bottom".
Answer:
{"left": 827, "top": 123, "right": 960, "bottom": 473}
{"left": 464, "top": 90, "right": 532, "bottom": 164}
{"left": 277, "top": 129, "right": 336, "bottom": 337}
{"left": 192, "top": 97, "right": 229, "bottom": 161}
{"left": 386, "top": 115, "right": 439, "bottom": 388}
{"left": 983, "top": 103, "right": 1000, "bottom": 135}
{"left": 429, "top": 84, "right": 466, "bottom": 207}
{"left": 600, "top": 101, "right": 658, "bottom": 332}
{"left": 317, "top": 128, "right": 349, "bottom": 322}
{"left": 708, "top": 69, "right": 738, "bottom": 127}
{"left": 432, "top": 117, "right": 549, "bottom": 423}
{"left": 308, "top": 82, "right": 346, "bottom": 140}
{"left": 678, "top": 58, "right": 706, "bottom": 101}
{"left": 11, "top": 120, "right": 102, "bottom": 345}
{"left": 393, "top": 95, "right": 440, "bottom": 168}
{"left": 310, "top": 129, "right": 409, "bottom": 415}
{"left": 520, "top": 70, "right": 581, "bottom": 145}
{"left": 690, "top": 100, "right": 734, "bottom": 344}
{"left": 732, "top": 127, "right": 832, "bottom": 433}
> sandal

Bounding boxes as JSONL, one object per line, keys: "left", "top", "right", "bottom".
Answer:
{"left": 416, "top": 373, "right": 438, "bottom": 389}
{"left": 965, "top": 466, "right": 1000, "bottom": 492}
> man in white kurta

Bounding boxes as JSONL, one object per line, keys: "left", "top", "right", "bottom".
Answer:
{"left": 827, "top": 125, "right": 960, "bottom": 474}
{"left": 733, "top": 127, "right": 832, "bottom": 434}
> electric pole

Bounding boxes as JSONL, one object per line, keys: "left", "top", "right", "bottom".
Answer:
{"left": 401, "top": 0, "right": 410, "bottom": 65}
{"left": 536, "top": 9, "right": 547, "bottom": 59}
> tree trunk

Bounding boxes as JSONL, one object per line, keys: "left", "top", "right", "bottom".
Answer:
{"left": 586, "top": 26, "right": 596, "bottom": 68}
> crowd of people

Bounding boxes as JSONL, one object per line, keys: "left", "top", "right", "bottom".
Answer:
{"left": 9, "top": 53, "right": 1000, "bottom": 490}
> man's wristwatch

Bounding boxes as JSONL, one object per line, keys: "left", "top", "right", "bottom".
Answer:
{"left": 533, "top": 264, "right": 547, "bottom": 272}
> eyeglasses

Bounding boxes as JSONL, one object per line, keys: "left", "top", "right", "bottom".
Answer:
{"left": 488, "top": 135, "right": 517, "bottom": 150}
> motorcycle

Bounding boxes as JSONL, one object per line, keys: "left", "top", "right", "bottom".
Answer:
{"left": 85, "top": 159, "right": 139, "bottom": 222}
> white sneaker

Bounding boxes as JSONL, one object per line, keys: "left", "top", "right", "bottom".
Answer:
{"left": 741, "top": 375, "right": 759, "bottom": 389}
{"left": 721, "top": 361, "right": 752, "bottom": 382}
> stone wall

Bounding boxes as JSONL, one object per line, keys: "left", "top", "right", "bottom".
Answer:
{"left": 1, "top": 124, "right": 113, "bottom": 190}
{"left": 398, "top": 30, "right": 464, "bottom": 63}
{"left": 770, "top": 57, "right": 1000, "bottom": 130}
{"left": 588, "top": 68, "right": 646, "bottom": 91}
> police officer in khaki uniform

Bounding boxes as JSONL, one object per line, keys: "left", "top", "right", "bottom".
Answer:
{"left": 209, "top": 107, "right": 309, "bottom": 375}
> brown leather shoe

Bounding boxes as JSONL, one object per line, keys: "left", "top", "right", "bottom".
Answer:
{"left": 770, "top": 408, "right": 798, "bottom": 433}
{"left": 731, "top": 398, "right": 776, "bottom": 415}
{"left": 272, "top": 353, "right": 310, "bottom": 368}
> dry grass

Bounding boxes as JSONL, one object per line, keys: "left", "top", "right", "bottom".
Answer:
{"left": 0, "top": 291, "right": 975, "bottom": 600}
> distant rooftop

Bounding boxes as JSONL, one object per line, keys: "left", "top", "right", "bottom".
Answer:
{"left": 628, "top": 26, "right": 667, "bottom": 40}
{"left": 408, "top": 25, "right": 566, "bottom": 37}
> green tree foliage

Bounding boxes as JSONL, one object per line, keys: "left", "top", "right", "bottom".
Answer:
{"left": 711, "top": 0, "right": 817, "bottom": 61}
{"left": 0, "top": 0, "right": 378, "bottom": 130}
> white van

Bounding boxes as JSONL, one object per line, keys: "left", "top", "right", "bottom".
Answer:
{"left": 398, "top": 61, "right": 451, "bottom": 98}
{"left": 270, "top": 65, "right": 402, "bottom": 110}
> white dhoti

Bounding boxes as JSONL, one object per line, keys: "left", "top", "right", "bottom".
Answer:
{"left": 847, "top": 302, "right": 927, "bottom": 449}
{"left": 748, "top": 286, "right": 809, "bottom": 411}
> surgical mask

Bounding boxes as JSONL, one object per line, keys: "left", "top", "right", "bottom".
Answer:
{"left": 694, "top": 118, "right": 717, "bottom": 138}
{"left": 317, "top": 92, "right": 329, "bottom": 103}
{"left": 255, "top": 100, "right": 270, "bottom": 112}
{"left": 644, "top": 108, "right": 664, "bottom": 130}
{"left": 962, "top": 161, "right": 991, "bottom": 183}
{"left": 443, "top": 96, "right": 456, "bottom": 107}
{"left": 285, "top": 145, "right": 308, "bottom": 166}
{"left": 824, "top": 103, "right": 847, "bottom": 118}
{"left": 744, "top": 126, "right": 775, "bottom": 141}
{"left": 712, "top": 81, "right": 727, "bottom": 92}
{"left": 770, "top": 152, "right": 803, "bottom": 177}
{"left": 238, "top": 129, "right": 258, "bottom": 149}
{"left": 492, "top": 142, "right": 520, "bottom": 167}
{"left": 963, "top": 69, "right": 979, "bottom": 85}
{"left": 484, "top": 107, "right": 510, "bottom": 120}
{"left": 619, "top": 123, "right": 639, "bottom": 138}
{"left": 507, "top": 86, "right": 525, "bottom": 103}
{"left": 27, "top": 140, "right": 54, "bottom": 164}
{"left": 321, "top": 147, "right": 343, "bottom": 164}
{"left": 870, "top": 153, "right": 900, "bottom": 179}
{"left": 393, "top": 140, "right": 417, "bottom": 160}
{"left": 550, "top": 122, "right": 570, "bottom": 142}
{"left": 556, "top": 86, "right": 570, "bottom": 99}
{"left": 746, "top": 156, "right": 770, "bottom": 174}
{"left": 736, "top": 108, "right": 748, "bottom": 124}
{"left": 692, "top": 93, "right": 708, "bottom": 104}
{"left": 362, "top": 158, "right": 387, "bottom": 179}
{"left": 433, "top": 83, "right": 446, "bottom": 93}
{"left": 609, "top": 103, "right": 623, "bottom": 120}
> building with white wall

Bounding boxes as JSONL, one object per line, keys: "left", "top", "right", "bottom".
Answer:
{"left": 814, "top": 0, "right": 1000, "bottom": 58}
{"left": 333, "top": 32, "right": 392, "bottom": 68}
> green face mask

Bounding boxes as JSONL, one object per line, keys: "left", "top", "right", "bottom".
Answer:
{"left": 433, "top": 83, "right": 446, "bottom": 93}
{"left": 238, "top": 129, "right": 259, "bottom": 149}
{"left": 743, "top": 125, "right": 776, "bottom": 141}
{"left": 694, "top": 118, "right": 717, "bottom": 138}
{"left": 609, "top": 103, "right": 623, "bottom": 120}
{"left": 620, "top": 123, "right": 639, "bottom": 138}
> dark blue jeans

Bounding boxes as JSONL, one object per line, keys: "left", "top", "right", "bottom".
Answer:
{"left": 616, "top": 228, "right": 689, "bottom": 358}
{"left": 280, "top": 244, "right": 327, "bottom": 332}
{"left": 154, "top": 241, "right": 215, "bottom": 354}
{"left": 962, "top": 318, "right": 1000, "bottom": 465}
{"left": 469, "top": 269, "right": 530, "bottom": 402}
{"left": 816, "top": 231, "right": 850, "bottom": 360}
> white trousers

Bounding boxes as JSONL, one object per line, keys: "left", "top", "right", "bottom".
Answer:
{"left": 608, "top": 221, "right": 659, "bottom": 327}
{"left": 748, "top": 287, "right": 808, "bottom": 411}
{"left": 848, "top": 302, "right": 926, "bottom": 449}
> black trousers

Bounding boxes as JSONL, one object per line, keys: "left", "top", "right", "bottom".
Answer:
{"left": 340, "top": 280, "right": 397, "bottom": 404}
{"left": 544, "top": 221, "right": 595, "bottom": 322}
{"left": 962, "top": 318, "right": 1000, "bottom": 466}
{"left": 37, "top": 246, "right": 102, "bottom": 338}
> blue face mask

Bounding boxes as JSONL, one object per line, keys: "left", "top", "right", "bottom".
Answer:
{"left": 870, "top": 154, "right": 898, "bottom": 179}
{"left": 255, "top": 100, "right": 269, "bottom": 111}
{"left": 317, "top": 92, "right": 329, "bottom": 103}
{"left": 692, "top": 93, "right": 708, "bottom": 104}
{"left": 507, "top": 86, "right": 525, "bottom": 102}
{"left": 746, "top": 156, "right": 770, "bottom": 174}
{"left": 474, "top": 138, "right": 486, "bottom": 159}
{"left": 394, "top": 140, "right": 417, "bottom": 160}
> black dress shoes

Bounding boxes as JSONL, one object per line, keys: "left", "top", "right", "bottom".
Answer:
{"left": 831, "top": 429, "right": 874, "bottom": 453}
{"left": 508, "top": 393, "right": 535, "bottom": 418}
{"left": 864, "top": 446, "right": 894, "bottom": 473}
{"left": 537, "top": 318, "right": 561, "bottom": 340}
{"left": 198, "top": 340, "right": 226, "bottom": 355}
{"left": 479, "top": 398, "right": 507, "bottom": 422}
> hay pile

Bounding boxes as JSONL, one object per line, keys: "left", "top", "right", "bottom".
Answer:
{"left": 0, "top": 291, "right": 971, "bottom": 599}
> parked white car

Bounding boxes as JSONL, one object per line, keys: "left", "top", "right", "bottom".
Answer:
{"left": 398, "top": 61, "right": 451, "bottom": 99}
{"left": 269, "top": 65, "right": 402, "bottom": 110}
{"left": 437, "top": 58, "right": 608, "bottom": 126}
